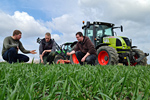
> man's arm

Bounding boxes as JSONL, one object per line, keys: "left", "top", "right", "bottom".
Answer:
{"left": 51, "top": 40, "right": 56, "bottom": 52}
{"left": 41, "top": 50, "right": 51, "bottom": 56}
{"left": 40, "top": 55, "right": 44, "bottom": 63}
{"left": 41, "top": 40, "right": 56, "bottom": 56}
{"left": 39, "top": 42, "right": 44, "bottom": 62}
{"left": 86, "top": 39, "right": 96, "bottom": 55}
{"left": 81, "top": 52, "right": 90, "bottom": 62}
{"left": 19, "top": 40, "right": 36, "bottom": 54}
{"left": 19, "top": 42, "right": 30, "bottom": 53}
{"left": 67, "top": 50, "right": 75, "bottom": 56}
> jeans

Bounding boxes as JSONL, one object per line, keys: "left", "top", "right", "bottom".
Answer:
{"left": 75, "top": 51, "right": 96, "bottom": 65}
{"left": 2, "top": 47, "right": 29, "bottom": 64}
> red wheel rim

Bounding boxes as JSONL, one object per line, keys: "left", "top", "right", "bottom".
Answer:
{"left": 98, "top": 51, "right": 109, "bottom": 65}
{"left": 57, "top": 59, "right": 64, "bottom": 64}
{"left": 72, "top": 54, "right": 79, "bottom": 64}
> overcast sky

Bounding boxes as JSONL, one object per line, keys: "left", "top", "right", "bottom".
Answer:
{"left": 0, "top": 0, "right": 150, "bottom": 64}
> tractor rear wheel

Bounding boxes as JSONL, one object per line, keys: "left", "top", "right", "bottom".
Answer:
{"left": 54, "top": 55, "right": 64, "bottom": 64}
{"left": 96, "top": 46, "right": 119, "bottom": 65}
{"left": 125, "top": 49, "right": 147, "bottom": 66}
{"left": 70, "top": 54, "right": 79, "bottom": 64}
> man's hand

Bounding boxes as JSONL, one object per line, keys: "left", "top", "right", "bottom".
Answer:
{"left": 81, "top": 57, "right": 86, "bottom": 62}
{"left": 81, "top": 52, "right": 90, "bottom": 62}
{"left": 67, "top": 52, "right": 71, "bottom": 56}
{"left": 41, "top": 59, "right": 44, "bottom": 64}
{"left": 42, "top": 50, "right": 46, "bottom": 56}
{"left": 17, "top": 46, "right": 19, "bottom": 51}
{"left": 30, "top": 50, "right": 37, "bottom": 54}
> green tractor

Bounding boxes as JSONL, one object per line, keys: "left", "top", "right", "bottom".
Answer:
{"left": 37, "top": 37, "right": 72, "bottom": 64}
{"left": 70, "top": 21, "right": 149, "bottom": 66}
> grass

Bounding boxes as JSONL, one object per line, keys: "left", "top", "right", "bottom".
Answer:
{"left": 0, "top": 62, "right": 150, "bottom": 100}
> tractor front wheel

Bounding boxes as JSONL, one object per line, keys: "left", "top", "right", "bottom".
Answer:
{"left": 96, "top": 46, "right": 119, "bottom": 65}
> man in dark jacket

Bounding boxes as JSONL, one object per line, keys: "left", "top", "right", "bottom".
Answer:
{"left": 2, "top": 30, "right": 36, "bottom": 64}
{"left": 39, "top": 32, "right": 56, "bottom": 64}
{"left": 67, "top": 32, "right": 97, "bottom": 65}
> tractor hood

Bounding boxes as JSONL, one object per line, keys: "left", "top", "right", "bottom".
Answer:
{"left": 103, "top": 36, "right": 131, "bottom": 48}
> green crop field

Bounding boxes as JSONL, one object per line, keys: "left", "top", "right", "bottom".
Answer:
{"left": 0, "top": 62, "right": 150, "bottom": 100}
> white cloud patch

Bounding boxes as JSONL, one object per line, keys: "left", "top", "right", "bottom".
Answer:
{"left": 0, "top": 11, "right": 52, "bottom": 38}
{"left": 46, "top": 14, "right": 82, "bottom": 44}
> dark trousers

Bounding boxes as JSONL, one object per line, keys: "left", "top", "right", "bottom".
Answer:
{"left": 40, "top": 52, "right": 56, "bottom": 65}
{"left": 2, "top": 47, "right": 29, "bottom": 64}
{"left": 75, "top": 51, "right": 96, "bottom": 65}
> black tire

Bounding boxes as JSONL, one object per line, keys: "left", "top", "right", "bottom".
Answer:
{"left": 131, "top": 49, "right": 147, "bottom": 66}
{"left": 96, "top": 46, "right": 119, "bottom": 65}
{"left": 54, "top": 55, "right": 64, "bottom": 64}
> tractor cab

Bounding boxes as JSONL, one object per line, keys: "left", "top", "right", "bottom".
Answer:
{"left": 82, "top": 21, "right": 123, "bottom": 47}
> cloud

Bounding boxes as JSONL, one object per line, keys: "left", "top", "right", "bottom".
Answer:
{"left": 0, "top": 11, "right": 51, "bottom": 38}
{"left": 46, "top": 14, "right": 83, "bottom": 44}
{"left": 78, "top": 0, "right": 150, "bottom": 22}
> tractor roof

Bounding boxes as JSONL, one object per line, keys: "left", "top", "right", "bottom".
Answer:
{"left": 82, "top": 21, "right": 115, "bottom": 29}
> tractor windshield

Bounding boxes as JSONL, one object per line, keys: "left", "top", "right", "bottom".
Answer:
{"left": 96, "top": 25, "right": 113, "bottom": 38}
{"left": 95, "top": 25, "right": 113, "bottom": 44}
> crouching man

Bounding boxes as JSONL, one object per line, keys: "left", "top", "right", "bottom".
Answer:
{"left": 2, "top": 30, "right": 36, "bottom": 64}
{"left": 39, "top": 32, "right": 56, "bottom": 64}
{"left": 67, "top": 32, "right": 97, "bottom": 65}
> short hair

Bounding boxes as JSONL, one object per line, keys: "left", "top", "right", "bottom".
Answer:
{"left": 13, "top": 30, "right": 22, "bottom": 36}
{"left": 76, "top": 32, "right": 83, "bottom": 37}
{"left": 45, "top": 32, "right": 51, "bottom": 37}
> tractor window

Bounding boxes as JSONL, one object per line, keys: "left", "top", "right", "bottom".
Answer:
{"left": 97, "top": 30, "right": 103, "bottom": 38}
{"left": 104, "top": 28, "right": 112, "bottom": 36}
{"left": 86, "top": 25, "right": 94, "bottom": 43}
{"left": 62, "top": 44, "right": 72, "bottom": 52}
{"left": 96, "top": 25, "right": 113, "bottom": 37}
{"left": 96, "top": 25, "right": 113, "bottom": 44}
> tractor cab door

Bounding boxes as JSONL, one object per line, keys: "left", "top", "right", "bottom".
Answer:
{"left": 83, "top": 25, "right": 95, "bottom": 45}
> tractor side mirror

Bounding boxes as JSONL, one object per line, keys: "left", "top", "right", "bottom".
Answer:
{"left": 130, "top": 39, "right": 132, "bottom": 46}
{"left": 121, "top": 25, "right": 123, "bottom": 32}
